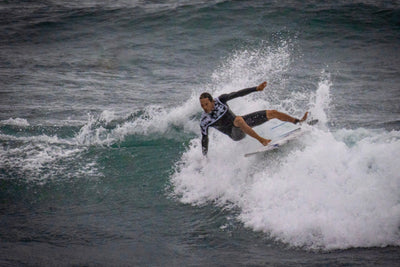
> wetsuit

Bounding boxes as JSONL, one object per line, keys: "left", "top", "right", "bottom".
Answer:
{"left": 200, "top": 87, "right": 268, "bottom": 155}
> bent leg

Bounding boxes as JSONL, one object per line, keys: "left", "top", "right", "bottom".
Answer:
{"left": 243, "top": 110, "right": 269, "bottom": 127}
{"left": 266, "top": 110, "right": 308, "bottom": 123}
{"left": 234, "top": 116, "right": 271, "bottom": 146}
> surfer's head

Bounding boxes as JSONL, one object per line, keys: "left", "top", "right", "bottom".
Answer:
{"left": 200, "top": 92, "right": 214, "bottom": 113}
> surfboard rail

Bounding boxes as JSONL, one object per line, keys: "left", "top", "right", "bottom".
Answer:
{"left": 244, "top": 127, "right": 303, "bottom": 157}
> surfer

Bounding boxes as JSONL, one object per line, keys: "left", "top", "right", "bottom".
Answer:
{"left": 200, "top": 81, "right": 308, "bottom": 155}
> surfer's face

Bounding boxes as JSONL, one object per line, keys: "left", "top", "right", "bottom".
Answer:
{"left": 200, "top": 98, "right": 214, "bottom": 113}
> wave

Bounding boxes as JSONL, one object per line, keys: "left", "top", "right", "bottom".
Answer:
{"left": 0, "top": 118, "right": 30, "bottom": 127}
{"left": 170, "top": 45, "right": 400, "bottom": 250}
{"left": 0, "top": 40, "right": 308, "bottom": 183}
{"left": 1, "top": 33, "right": 399, "bottom": 250}
{"left": 1, "top": 42, "right": 292, "bottom": 184}
{"left": 0, "top": 44, "right": 287, "bottom": 183}
{"left": 0, "top": 101, "right": 198, "bottom": 182}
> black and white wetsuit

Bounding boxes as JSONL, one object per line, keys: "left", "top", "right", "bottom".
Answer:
{"left": 200, "top": 86, "right": 268, "bottom": 155}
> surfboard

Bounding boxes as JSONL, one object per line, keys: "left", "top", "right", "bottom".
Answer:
{"left": 244, "top": 118, "right": 316, "bottom": 157}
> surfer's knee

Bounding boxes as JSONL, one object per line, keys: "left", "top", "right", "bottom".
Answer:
{"left": 266, "top": 110, "right": 278, "bottom": 119}
{"left": 234, "top": 116, "right": 245, "bottom": 128}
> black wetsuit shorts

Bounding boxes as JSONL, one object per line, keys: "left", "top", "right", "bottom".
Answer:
{"left": 231, "top": 110, "right": 268, "bottom": 141}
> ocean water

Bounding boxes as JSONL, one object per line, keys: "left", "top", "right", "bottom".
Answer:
{"left": 1, "top": 0, "right": 400, "bottom": 266}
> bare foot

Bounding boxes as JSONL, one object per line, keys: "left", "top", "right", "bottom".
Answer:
{"left": 300, "top": 112, "right": 308, "bottom": 123}
{"left": 259, "top": 138, "right": 271, "bottom": 146}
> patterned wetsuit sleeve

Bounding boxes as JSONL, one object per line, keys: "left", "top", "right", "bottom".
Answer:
{"left": 218, "top": 86, "right": 257, "bottom": 104}
{"left": 200, "top": 115, "right": 209, "bottom": 155}
{"left": 201, "top": 134, "right": 209, "bottom": 156}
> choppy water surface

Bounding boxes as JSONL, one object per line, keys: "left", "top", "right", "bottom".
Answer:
{"left": 1, "top": 1, "right": 399, "bottom": 265}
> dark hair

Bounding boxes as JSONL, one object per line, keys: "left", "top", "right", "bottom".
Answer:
{"left": 199, "top": 92, "right": 213, "bottom": 102}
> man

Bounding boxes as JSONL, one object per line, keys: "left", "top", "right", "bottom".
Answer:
{"left": 199, "top": 81, "right": 308, "bottom": 155}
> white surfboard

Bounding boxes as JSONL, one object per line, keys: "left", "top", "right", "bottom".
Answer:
{"left": 244, "top": 119, "right": 304, "bottom": 157}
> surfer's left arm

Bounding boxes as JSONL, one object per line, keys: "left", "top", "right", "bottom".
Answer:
{"left": 219, "top": 81, "right": 267, "bottom": 103}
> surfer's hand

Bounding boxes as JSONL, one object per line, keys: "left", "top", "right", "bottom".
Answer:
{"left": 256, "top": 81, "right": 267, "bottom": 91}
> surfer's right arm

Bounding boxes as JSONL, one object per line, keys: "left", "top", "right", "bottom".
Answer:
{"left": 201, "top": 134, "right": 208, "bottom": 156}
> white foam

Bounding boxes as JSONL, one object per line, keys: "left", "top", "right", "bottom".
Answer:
{"left": 171, "top": 45, "right": 400, "bottom": 250}
{"left": 73, "top": 96, "right": 201, "bottom": 146}
{"left": 0, "top": 140, "right": 83, "bottom": 183}
{"left": 240, "top": 128, "right": 400, "bottom": 249}
{"left": 1, "top": 118, "right": 30, "bottom": 126}
{"left": 1, "top": 122, "right": 96, "bottom": 182}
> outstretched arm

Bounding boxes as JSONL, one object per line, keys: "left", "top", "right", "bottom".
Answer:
{"left": 219, "top": 81, "right": 267, "bottom": 103}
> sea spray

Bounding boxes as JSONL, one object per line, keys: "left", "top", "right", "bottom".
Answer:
{"left": 240, "top": 126, "right": 400, "bottom": 249}
{"left": 171, "top": 62, "right": 400, "bottom": 250}
{"left": 309, "top": 73, "right": 332, "bottom": 128}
